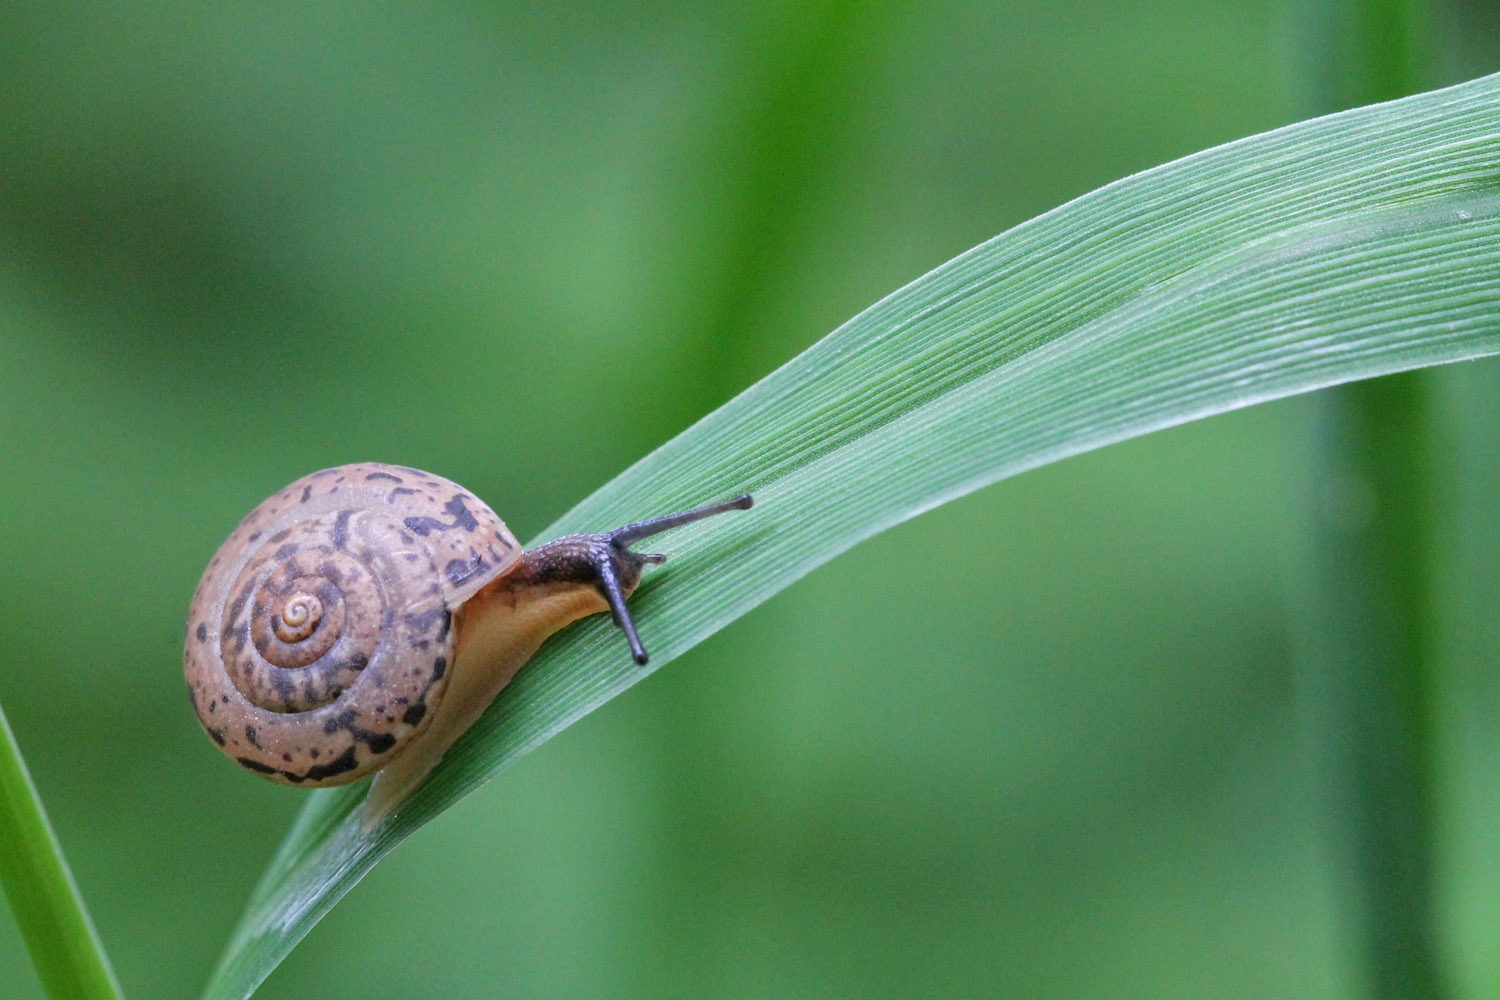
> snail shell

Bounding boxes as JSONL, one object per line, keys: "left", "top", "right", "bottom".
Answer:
{"left": 184, "top": 463, "right": 518, "bottom": 787}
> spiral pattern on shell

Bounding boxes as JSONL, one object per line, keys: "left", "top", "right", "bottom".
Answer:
{"left": 184, "top": 464, "right": 521, "bottom": 786}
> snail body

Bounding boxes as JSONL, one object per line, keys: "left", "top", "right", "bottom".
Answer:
{"left": 184, "top": 462, "right": 750, "bottom": 816}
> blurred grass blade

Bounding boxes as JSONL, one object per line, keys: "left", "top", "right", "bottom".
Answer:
{"left": 1288, "top": 1, "right": 1446, "bottom": 996}
{"left": 0, "top": 702, "right": 124, "bottom": 1000}
{"left": 205, "top": 73, "right": 1500, "bottom": 999}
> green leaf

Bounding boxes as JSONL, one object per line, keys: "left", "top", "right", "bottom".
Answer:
{"left": 0, "top": 703, "right": 123, "bottom": 1000}
{"left": 204, "top": 73, "right": 1500, "bottom": 999}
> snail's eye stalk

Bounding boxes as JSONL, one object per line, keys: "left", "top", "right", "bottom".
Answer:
{"left": 609, "top": 494, "right": 753, "bottom": 547}
{"left": 606, "top": 494, "right": 753, "bottom": 666}
{"left": 596, "top": 558, "right": 650, "bottom": 665}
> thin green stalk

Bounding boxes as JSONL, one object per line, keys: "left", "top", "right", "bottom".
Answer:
{"left": 1287, "top": 0, "right": 1447, "bottom": 996}
{"left": 1301, "top": 382, "right": 1446, "bottom": 998}
{"left": 0, "top": 702, "right": 123, "bottom": 1000}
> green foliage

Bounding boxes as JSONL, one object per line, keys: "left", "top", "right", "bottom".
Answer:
{"left": 206, "top": 74, "right": 1500, "bottom": 998}
{"left": 0, "top": 706, "right": 121, "bottom": 1000}
{"left": 1, "top": 5, "right": 1498, "bottom": 999}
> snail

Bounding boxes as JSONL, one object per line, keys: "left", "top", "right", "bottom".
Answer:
{"left": 184, "top": 463, "right": 751, "bottom": 818}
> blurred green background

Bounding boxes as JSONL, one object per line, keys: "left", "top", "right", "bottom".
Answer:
{"left": 1, "top": 3, "right": 1497, "bottom": 998}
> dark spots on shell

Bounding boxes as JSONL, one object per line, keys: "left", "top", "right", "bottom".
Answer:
{"left": 253, "top": 631, "right": 270, "bottom": 656}
{"left": 319, "top": 709, "right": 395, "bottom": 753}
{"left": 402, "top": 703, "right": 428, "bottom": 726}
{"left": 304, "top": 741, "right": 359, "bottom": 779}
{"left": 321, "top": 707, "right": 399, "bottom": 754}
{"left": 363, "top": 731, "right": 397, "bottom": 754}
{"left": 390, "top": 487, "right": 418, "bottom": 503}
{"left": 309, "top": 748, "right": 321, "bottom": 759}
{"left": 403, "top": 553, "right": 419, "bottom": 563}
{"left": 270, "top": 528, "right": 292, "bottom": 543}
{"left": 226, "top": 590, "right": 249, "bottom": 625}
{"left": 366, "top": 471, "right": 403, "bottom": 483}
{"left": 432, "top": 655, "right": 448, "bottom": 681}
{"left": 346, "top": 652, "right": 369, "bottom": 672}
{"left": 404, "top": 606, "right": 450, "bottom": 637}
{"left": 444, "top": 495, "right": 480, "bottom": 532}
{"left": 289, "top": 746, "right": 363, "bottom": 785}
{"left": 324, "top": 710, "right": 356, "bottom": 735}
{"left": 404, "top": 494, "right": 482, "bottom": 537}
{"left": 445, "top": 556, "right": 485, "bottom": 587}
{"left": 196, "top": 622, "right": 208, "bottom": 642}
{"left": 247, "top": 531, "right": 262, "bottom": 542}
{"left": 300, "top": 484, "right": 313, "bottom": 503}
{"left": 208, "top": 699, "right": 217, "bottom": 713}
{"left": 404, "top": 516, "right": 445, "bottom": 537}
{"left": 282, "top": 753, "right": 293, "bottom": 762}
{"left": 317, "top": 560, "right": 343, "bottom": 585}
{"left": 331, "top": 508, "right": 353, "bottom": 551}
{"left": 237, "top": 756, "right": 279, "bottom": 775}
{"left": 300, "top": 745, "right": 361, "bottom": 782}
{"left": 208, "top": 728, "right": 227, "bottom": 747}
{"left": 274, "top": 542, "right": 300, "bottom": 562}
{"left": 245, "top": 725, "right": 261, "bottom": 748}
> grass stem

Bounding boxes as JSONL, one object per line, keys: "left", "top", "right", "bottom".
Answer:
{"left": 1288, "top": 0, "right": 1447, "bottom": 995}
{"left": 0, "top": 702, "right": 123, "bottom": 1000}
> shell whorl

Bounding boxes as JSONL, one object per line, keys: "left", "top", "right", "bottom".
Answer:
{"left": 184, "top": 464, "right": 521, "bottom": 786}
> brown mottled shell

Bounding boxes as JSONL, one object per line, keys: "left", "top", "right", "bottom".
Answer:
{"left": 183, "top": 463, "right": 521, "bottom": 786}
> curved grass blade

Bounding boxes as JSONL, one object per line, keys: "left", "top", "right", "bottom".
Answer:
{"left": 0, "top": 702, "right": 124, "bottom": 1000}
{"left": 204, "top": 72, "right": 1500, "bottom": 999}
